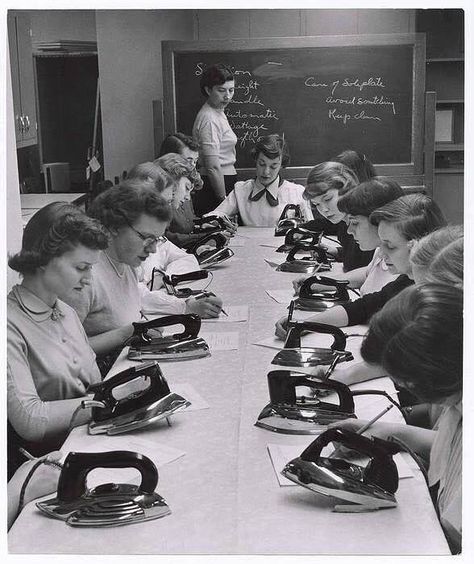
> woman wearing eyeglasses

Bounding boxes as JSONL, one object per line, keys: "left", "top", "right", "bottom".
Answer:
{"left": 62, "top": 179, "right": 173, "bottom": 373}
{"left": 127, "top": 157, "right": 224, "bottom": 319}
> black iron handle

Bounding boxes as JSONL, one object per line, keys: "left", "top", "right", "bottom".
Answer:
{"left": 131, "top": 313, "right": 201, "bottom": 344}
{"left": 286, "top": 242, "right": 327, "bottom": 263}
{"left": 284, "top": 321, "right": 347, "bottom": 350}
{"left": 164, "top": 269, "right": 209, "bottom": 286}
{"left": 187, "top": 231, "right": 227, "bottom": 254}
{"left": 87, "top": 361, "right": 161, "bottom": 395}
{"left": 299, "top": 276, "right": 350, "bottom": 300}
{"left": 267, "top": 370, "right": 354, "bottom": 412}
{"left": 278, "top": 203, "right": 302, "bottom": 221}
{"left": 57, "top": 451, "right": 159, "bottom": 501}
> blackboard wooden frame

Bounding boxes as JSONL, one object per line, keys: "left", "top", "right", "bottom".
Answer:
{"left": 163, "top": 34, "right": 431, "bottom": 192}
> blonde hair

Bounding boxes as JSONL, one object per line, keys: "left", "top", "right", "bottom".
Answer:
{"left": 410, "top": 225, "right": 463, "bottom": 286}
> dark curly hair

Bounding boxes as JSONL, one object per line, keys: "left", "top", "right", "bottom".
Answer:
{"left": 8, "top": 202, "right": 109, "bottom": 275}
{"left": 88, "top": 179, "right": 172, "bottom": 230}
{"left": 200, "top": 63, "right": 234, "bottom": 97}
{"left": 250, "top": 134, "right": 290, "bottom": 167}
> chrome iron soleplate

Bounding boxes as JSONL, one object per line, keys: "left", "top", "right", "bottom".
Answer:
{"left": 282, "top": 458, "right": 397, "bottom": 510}
{"left": 272, "top": 348, "right": 353, "bottom": 368}
{"left": 295, "top": 298, "right": 342, "bottom": 311}
{"left": 89, "top": 393, "right": 191, "bottom": 435}
{"left": 199, "top": 248, "right": 234, "bottom": 267}
{"left": 37, "top": 484, "right": 171, "bottom": 527}
{"left": 128, "top": 338, "right": 210, "bottom": 362}
{"left": 255, "top": 404, "right": 355, "bottom": 434}
{"left": 276, "top": 261, "right": 330, "bottom": 274}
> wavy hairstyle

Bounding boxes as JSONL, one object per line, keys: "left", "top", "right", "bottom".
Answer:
{"left": 361, "top": 283, "right": 463, "bottom": 403}
{"left": 158, "top": 132, "right": 199, "bottom": 156}
{"left": 88, "top": 179, "right": 172, "bottom": 230}
{"left": 334, "top": 149, "right": 376, "bottom": 183}
{"left": 410, "top": 225, "right": 463, "bottom": 285}
{"left": 127, "top": 162, "right": 175, "bottom": 190}
{"left": 369, "top": 193, "right": 447, "bottom": 240}
{"left": 199, "top": 63, "right": 234, "bottom": 97}
{"left": 9, "top": 202, "right": 109, "bottom": 275}
{"left": 337, "top": 178, "right": 404, "bottom": 217}
{"left": 250, "top": 134, "right": 290, "bottom": 167}
{"left": 303, "top": 161, "right": 358, "bottom": 200}
{"left": 426, "top": 236, "right": 463, "bottom": 287}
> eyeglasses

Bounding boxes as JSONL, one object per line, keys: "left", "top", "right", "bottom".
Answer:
{"left": 125, "top": 219, "right": 167, "bottom": 247}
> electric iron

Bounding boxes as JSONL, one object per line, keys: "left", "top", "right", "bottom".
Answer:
{"left": 281, "top": 427, "right": 400, "bottom": 511}
{"left": 162, "top": 269, "right": 210, "bottom": 298}
{"left": 276, "top": 242, "right": 332, "bottom": 273}
{"left": 37, "top": 450, "right": 171, "bottom": 526}
{"left": 274, "top": 204, "right": 305, "bottom": 237}
{"left": 255, "top": 370, "right": 397, "bottom": 434}
{"left": 272, "top": 302, "right": 353, "bottom": 368}
{"left": 193, "top": 214, "right": 235, "bottom": 234}
{"left": 87, "top": 361, "right": 190, "bottom": 435}
{"left": 276, "top": 226, "right": 323, "bottom": 253}
{"left": 255, "top": 370, "right": 357, "bottom": 434}
{"left": 186, "top": 231, "right": 234, "bottom": 267}
{"left": 295, "top": 275, "right": 351, "bottom": 311}
{"left": 127, "top": 314, "right": 210, "bottom": 361}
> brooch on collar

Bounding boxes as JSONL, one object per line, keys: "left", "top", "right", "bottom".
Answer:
{"left": 50, "top": 304, "right": 64, "bottom": 321}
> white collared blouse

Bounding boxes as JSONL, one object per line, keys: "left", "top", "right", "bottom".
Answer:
{"left": 210, "top": 177, "right": 313, "bottom": 226}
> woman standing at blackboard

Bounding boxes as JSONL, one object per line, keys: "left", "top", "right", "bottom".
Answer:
{"left": 193, "top": 63, "right": 238, "bottom": 215}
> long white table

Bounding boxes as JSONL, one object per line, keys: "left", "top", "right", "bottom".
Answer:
{"left": 8, "top": 228, "right": 450, "bottom": 554}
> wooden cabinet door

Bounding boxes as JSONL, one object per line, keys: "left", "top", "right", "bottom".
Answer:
{"left": 7, "top": 13, "right": 37, "bottom": 147}
{"left": 15, "top": 14, "right": 37, "bottom": 146}
{"left": 7, "top": 14, "right": 23, "bottom": 144}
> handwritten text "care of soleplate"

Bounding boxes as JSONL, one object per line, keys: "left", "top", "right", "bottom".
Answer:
{"left": 304, "top": 76, "right": 397, "bottom": 124}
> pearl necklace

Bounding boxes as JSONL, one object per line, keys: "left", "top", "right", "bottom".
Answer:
{"left": 103, "top": 250, "right": 125, "bottom": 277}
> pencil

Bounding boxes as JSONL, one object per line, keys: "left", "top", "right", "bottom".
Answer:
{"left": 328, "top": 404, "right": 394, "bottom": 459}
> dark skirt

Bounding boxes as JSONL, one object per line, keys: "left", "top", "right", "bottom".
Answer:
{"left": 193, "top": 174, "right": 237, "bottom": 216}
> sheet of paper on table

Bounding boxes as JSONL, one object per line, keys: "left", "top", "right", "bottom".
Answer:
{"left": 267, "top": 443, "right": 413, "bottom": 487}
{"left": 264, "top": 257, "right": 285, "bottom": 268}
{"left": 173, "top": 382, "right": 210, "bottom": 411}
{"left": 201, "top": 331, "right": 240, "bottom": 350}
{"left": 202, "top": 305, "right": 249, "bottom": 323}
{"left": 229, "top": 237, "right": 246, "bottom": 247}
{"left": 61, "top": 434, "right": 186, "bottom": 487}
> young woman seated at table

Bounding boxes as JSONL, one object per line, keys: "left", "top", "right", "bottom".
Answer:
{"left": 313, "top": 225, "right": 462, "bottom": 391}
{"left": 63, "top": 180, "right": 223, "bottom": 370}
{"left": 62, "top": 181, "right": 172, "bottom": 368}
{"left": 129, "top": 157, "right": 224, "bottom": 319}
{"left": 305, "top": 149, "right": 377, "bottom": 237}
{"left": 7, "top": 203, "right": 108, "bottom": 475}
{"left": 293, "top": 177, "right": 404, "bottom": 296}
{"left": 207, "top": 134, "right": 312, "bottom": 226}
{"left": 301, "top": 161, "right": 374, "bottom": 271}
{"left": 329, "top": 283, "right": 462, "bottom": 554}
{"left": 156, "top": 133, "right": 210, "bottom": 248}
{"left": 275, "top": 193, "right": 446, "bottom": 339}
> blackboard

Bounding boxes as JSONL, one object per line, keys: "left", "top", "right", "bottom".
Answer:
{"left": 163, "top": 35, "right": 426, "bottom": 178}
